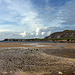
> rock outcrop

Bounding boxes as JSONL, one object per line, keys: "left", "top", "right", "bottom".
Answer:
{"left": 45, "top": 30, "right": 75, "bottom": 39}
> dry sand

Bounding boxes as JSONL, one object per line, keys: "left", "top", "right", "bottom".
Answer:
{"left": 0, "top": 42, "right": 75, "bottom": 75}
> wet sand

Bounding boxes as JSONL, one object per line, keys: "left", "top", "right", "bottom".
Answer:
{"left": 0, "top": 42, "right": 75, "bottom": 49}
{"left": 0, "top": 42, "right": 75, "bottom": 75}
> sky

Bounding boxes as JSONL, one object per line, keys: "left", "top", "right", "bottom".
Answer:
{"left": 0, "top": 0, "right": 75, "bottom": 40}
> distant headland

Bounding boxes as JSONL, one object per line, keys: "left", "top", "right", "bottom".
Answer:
{"left": 45, "top": 30, "right": 75, "bottom": 39}
{"left": 3, "top": 30, "right": 75, "bottom": 43}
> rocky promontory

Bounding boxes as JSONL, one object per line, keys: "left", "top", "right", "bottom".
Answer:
{"left": 45, "top": 30, "right": 75, "bottom": 39}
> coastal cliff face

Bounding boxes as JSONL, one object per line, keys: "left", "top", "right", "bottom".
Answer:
{"left": 45, "top": 30, "right": 75, "bottom": 39}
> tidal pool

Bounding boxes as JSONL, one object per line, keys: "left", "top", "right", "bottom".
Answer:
{"left": 23, "top": 43, "right": 51, "bottom": 47}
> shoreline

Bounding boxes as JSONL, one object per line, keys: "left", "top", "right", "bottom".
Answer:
{"left": 0, "top": 42, "right": 75, "bottom": 49}
{"left": 0, "top": 43, "right": 75, "bottom": 75}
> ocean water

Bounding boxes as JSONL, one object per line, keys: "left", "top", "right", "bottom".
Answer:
{"left": 0, "top": 41, "right": 54, "bottom": 43}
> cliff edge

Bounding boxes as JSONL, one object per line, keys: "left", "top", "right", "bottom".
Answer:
{"left": 45, "top": 30, "right": 75, "bottom": 39}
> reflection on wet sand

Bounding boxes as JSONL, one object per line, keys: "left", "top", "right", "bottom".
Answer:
{"left": 23, "top": 43, "right": 52, "bottom": 47}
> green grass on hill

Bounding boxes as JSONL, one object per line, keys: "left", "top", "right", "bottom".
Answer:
{"left": 28, "top": 37, "right": 75, "bottom": 41}
{"left": 43, "top": 37, "right": 75, "bottom": 40}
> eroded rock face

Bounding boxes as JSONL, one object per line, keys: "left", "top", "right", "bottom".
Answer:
{"left": 45, "top": 30, "right": 75, "bottom": 39}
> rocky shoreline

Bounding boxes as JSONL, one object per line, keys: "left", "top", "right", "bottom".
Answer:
{"left": 0, "top": 47, "right": 75, "bottom": 75}
{"left": 3, "top": 38, "right": 75, "bottom": 43}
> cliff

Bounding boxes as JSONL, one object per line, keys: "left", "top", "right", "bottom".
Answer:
{"left": 45, "top": 30, "right": 75, "bottom": 39}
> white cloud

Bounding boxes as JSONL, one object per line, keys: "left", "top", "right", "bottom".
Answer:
{"left": 20, "top": 11, "right": 44, "bottom": 32}
{"left": 36, "top": 27, "right": 40, "bottom": 35}
{"left": 57, "top": 0, "right": 75, "bottom": 25}
{"left": 35, "top": 27, "right": 52, "bottom": 38}
{"left": 41, "top": 32, "right": 45, "bottom": 35}
{"left": 31, "top": 33, "right": 34, "bottom": 35}
{"left": 1, "top": 26, "right": 73, "bottom": 40}
{"left": 19, "top": 31, "right": 26, "bottom": 37}
{"left": 47, "top": 31, "right": 51, "bottom": 36}
{"left": 0, "top": 29, "right": 10, "bottom": 32}
{"left": 0, "top": 0, "right": 74, "bottom": 40}
{"left": 0, "top": 0, "right": 44, "bottom": 32}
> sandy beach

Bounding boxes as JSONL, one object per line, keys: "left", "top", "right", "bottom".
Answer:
{"left": 0, "top": 42, "right": 75, "bottom": 49}
{"left": 0, "top": 42, "right": 75, "bottom": 75}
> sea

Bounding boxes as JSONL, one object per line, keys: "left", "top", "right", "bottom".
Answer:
{"left": 0, "top": 41, "right": 54, "bottom": 43}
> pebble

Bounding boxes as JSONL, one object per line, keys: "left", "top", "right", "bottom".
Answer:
{"left": 58, "top": 71, "right": 63, "bottom": 75}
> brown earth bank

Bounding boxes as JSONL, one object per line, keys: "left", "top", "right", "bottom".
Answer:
{"left": 0, "top": 43, "right": 75, "bottom": 75}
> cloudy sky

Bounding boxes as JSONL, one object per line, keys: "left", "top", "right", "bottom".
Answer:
{"left": 0, "top": 0, "right": 75, "bottom": 40}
